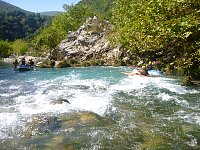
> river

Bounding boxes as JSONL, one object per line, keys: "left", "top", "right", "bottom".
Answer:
{"left": 0, "top": 62, "right": 200, "bottom": 149}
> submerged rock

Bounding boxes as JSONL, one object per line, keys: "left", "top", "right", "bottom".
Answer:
{"left": 21, "top": 111, "right": 113, "bottom": 137}
{"left": 23, "top": 116, "right": 61, "bottom": 136}
{"left": 60, "top": 111, "right": 113, "bottom": 129}
{"left": 22, "top": 111, "right": 113, "bottom": 149}
{"left": 37, "top": 117, "right": 61, "bottom": 133}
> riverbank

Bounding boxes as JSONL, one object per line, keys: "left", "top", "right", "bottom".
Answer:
{"left": 1, "top": 56, "right": 47, "bottom": 65}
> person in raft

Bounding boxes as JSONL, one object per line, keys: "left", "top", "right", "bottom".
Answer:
{"left": 28, "top": 59, "right": 34, "bottom": 67}
{"left": 19, "top": 57, "right": 26, "bottom": 65}
{"left": 13, "top": 59, "right": 19, "bottom": 69}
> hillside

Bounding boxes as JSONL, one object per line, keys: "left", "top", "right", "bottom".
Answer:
{"left": 0, "top": 0, "right": 61, "bottom": 16}
{"left": 0, "top": 0, "right": 32, "bottom": 14}
{"left": 0, "top": 0, "right": 53, "bottom": 41}
{"left": 0, "top": 10, "right": 49, "bottom": 41}
{"left": 40, "top": 11, "right": 63, "bottom": 17}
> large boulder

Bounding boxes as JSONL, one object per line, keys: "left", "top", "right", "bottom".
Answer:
{"left": 40, "top": 17, "right": 133, "bottom": 67}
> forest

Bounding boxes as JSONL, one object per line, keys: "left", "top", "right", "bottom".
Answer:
{"left": 0, "top": 11, "right": 50, "bottom": 41}
{"left": 0, "top": 0, "right": 199, "bottom": 80}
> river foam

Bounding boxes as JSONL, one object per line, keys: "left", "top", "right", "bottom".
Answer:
{"left": 0, "top": 66, "right": 199, "bottom": 144}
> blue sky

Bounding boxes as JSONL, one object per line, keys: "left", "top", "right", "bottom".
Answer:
{"left": 3, "top": 0, "right": 80, "bottom": 12}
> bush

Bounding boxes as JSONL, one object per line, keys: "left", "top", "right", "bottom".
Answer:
{"left": 80, "top": 61, "right": 91, "bottom": 67}
{"left": 90, "top": 59, "right": 106, "bottom": 66}
{"left": 182, "top": 76, "right": 194, "bottom": 86}
{"left": 69, "top": 59, "right": 79, "bottom": 65}
{"left": 0, "top": 40, "right": 13, "bottom": 58}
{"left": 39, "top": 60, "right": 55, "bottom": 68}
{"left": 57, "top": 60, "right": 71, "bottom": 68}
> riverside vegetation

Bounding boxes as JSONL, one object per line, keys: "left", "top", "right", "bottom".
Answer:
{"left": 0, "top": 0, "right": 200, "bottom": 83}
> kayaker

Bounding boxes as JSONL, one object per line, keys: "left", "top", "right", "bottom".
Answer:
{"left": 138, "top": 66, "right": 149, "bottom": 76}
{"left": 122, "top": 66, "right": 149, "bottom": 76}
{"left": 131, "top": 66, "right": 148, "bottom": 76}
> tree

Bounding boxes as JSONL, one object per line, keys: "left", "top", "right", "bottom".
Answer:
{"left": 0, "top": 40, "right": 13, "bottom": 57}
{"left": 112, "top": 0, "right": 200, "bottom": 53}
{"left": 112, "top": 0, "right": 200, "bottom": 78}
{"left": 12, "top": 39, "right": 29, "bottom": 55}
{"left": 62, "top": 3, "right": 94, "bottom": 31}
{"left": 34, "top": 4, "right": 94, "bottom": 49}
{"left": 34, "top": 26, "right": 65, "bottom": 49}
{"left": 79, "top": 0, "right": 114, "bottom": 20}
{"left": 0, "top": 10, "right": 48, "bottom": 41}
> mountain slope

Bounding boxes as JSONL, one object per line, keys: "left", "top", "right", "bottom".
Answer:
{"left": 0, "top": 0, "right": 56, "bottom": 41}
{"left": 0, "top": 0, "right": 32, "bottom": 14}
{"left": 40, "top": 11, "right": 62, "bottom": 17}
{"left": 0, "top": 0, "right": 49, "bottom": 41}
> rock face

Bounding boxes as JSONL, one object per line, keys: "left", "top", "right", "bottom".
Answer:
{"left": 43, "top": 16, "right": 135, "bottom": 67}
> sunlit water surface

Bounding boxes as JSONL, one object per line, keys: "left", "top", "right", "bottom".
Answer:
{"left": 0, "top": 62, "right": 200, "bottom": 149}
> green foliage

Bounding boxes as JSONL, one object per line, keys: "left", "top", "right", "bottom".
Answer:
{"left": 0, "top": 11, "right": 48, "bottom": 41}
{"left": 35, "top": 4, "right": 94, "bottom": 49}
{"left": 112, "top": 0, "right": 199, "bottom": 52}
{"left": 12, "top": 39, "right": 29, "bottom": 55}
{"left": 0, "top": 40, "right": 13, "bottom": 57}
{"left": 79, "top": 0, "right": 114, "bottom": 20}
{"left": 69, "top": 59, "right": 79, "bottom": 65}
{"left": 189, "top": 41, "right": 200, "bottom": 79}
{"left": 0, "top": 0, "right": 31, "bottom": 14}
{"left": 34, "top": 26, "right": 65, "bottom": 49}
{"left": 183, "top": 76, "right": 194, "bottom": 86}
{"left": 112, "top": 0, "right": 200, "bottom": 78}
{"left": 63, "top": 4, "right": 94, "bottom": 30}
{"left": 90, "top": 59, "right": 105, "bottom": 66}
{"left": 81, "top": 61, "right": 92, "bottom": 67}
{"left": 57, "top": 60, "right": 71, "bottom": 68}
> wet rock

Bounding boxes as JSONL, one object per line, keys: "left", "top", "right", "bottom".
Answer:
{"left": 59, "top": 111, "right": 113, "bottom": 130}
{"left": 58, "top": 98, "right": 70, "bottom": 104}
{"left": 24, "top": 116, "right": 61, "bottom": 136}
{"left": 60, "top": 99, "right": 70, "bottom": 104}
{"left": 7, "top": 111, "right": 113, "bottom": 149}
{"left": 49, "top": 17, "right": 127, "bottom": 66}
{"left": 50, "top": 98, "right": 71, "bottom": 105}
{"left": 38, "top": 117, "right": 61, "bottom": 133}
{"left": 46, "top": 136, "right": 65, "bottom": 149}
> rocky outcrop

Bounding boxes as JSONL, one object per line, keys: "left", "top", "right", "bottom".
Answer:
{"left": 41, "top": 17, "right": 135, "bottom": 67}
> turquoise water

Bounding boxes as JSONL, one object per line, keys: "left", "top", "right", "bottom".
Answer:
{"left": 0, "top": 63, "right": 200, "bottom": 149}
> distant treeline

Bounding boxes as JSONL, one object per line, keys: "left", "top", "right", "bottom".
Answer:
{"left": 0, "top": 11, "right": 51, "bottom": 41}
